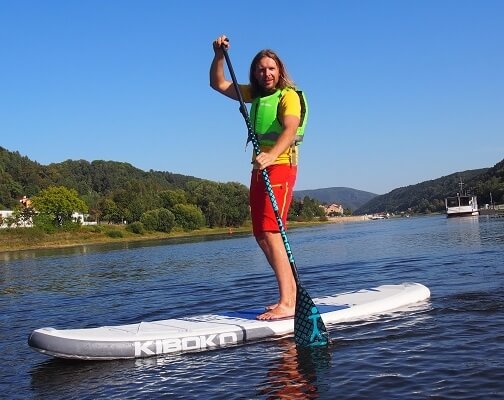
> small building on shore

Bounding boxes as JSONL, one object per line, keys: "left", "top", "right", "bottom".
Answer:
{"left": 0, "top": 210, "right": 34, "bottom": 228}
{"left": 322, "top": 203, "right": 344, "bottom": 216}
{"left": 72, "top": 212, "right": 97, "bottom": 225}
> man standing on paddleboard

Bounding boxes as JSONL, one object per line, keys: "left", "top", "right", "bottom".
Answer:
{"left": 210, "top": 35, "right": 307, "bottom": 321}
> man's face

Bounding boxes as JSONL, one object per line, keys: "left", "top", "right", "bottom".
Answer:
{"left": 254, "top": 56, "right": 279, "bottom": 93}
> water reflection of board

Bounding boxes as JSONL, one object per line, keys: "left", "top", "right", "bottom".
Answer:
{"left": 28, "top": 282, "right": 430, "bottom": 360}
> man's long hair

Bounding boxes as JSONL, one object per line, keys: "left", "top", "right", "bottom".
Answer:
{"left": 249, "top": 49, "right": 295, "bottom": 97}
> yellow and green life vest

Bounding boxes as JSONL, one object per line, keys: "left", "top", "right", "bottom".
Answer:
{"left": 250, "top": 88, "right": 308, "bottom": 147}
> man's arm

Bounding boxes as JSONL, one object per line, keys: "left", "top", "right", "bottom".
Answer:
{"left": 209, "top": 35, "right": 240, "bottom": 100}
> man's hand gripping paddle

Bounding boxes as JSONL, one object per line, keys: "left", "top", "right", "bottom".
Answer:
{"left": 221, "top": 42, "right": 329, "bottom": 347}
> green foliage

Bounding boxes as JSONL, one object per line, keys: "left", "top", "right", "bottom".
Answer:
{"left": 217, "top": 182, "right": 250, "bottom": 227}
{"left": 32, "top": 211, "right": 81, "bottom": 232}
{"left": 288, "top": 196, "right": 325, "bottom": 221}
{"left": 99, "top": 198, "right": 123, "bottom": 224}
{"left": 3, "top": 146, "right": 503, "bottom": 223}
{"left": 140, "top": 210, "right": 159, "bottom": 231}
{"left": 0, "top": 173, "right": 23, "bottom": 208}
{"left": 32, "top": 213, "right": 58, "bottom": 233}
{"left": 0, "top": 146, "right": 200, "bottom": 219}
{"left": 81, "top": 191, "right": 102, "bottom": 223}
{"left": 172, "top": 203, "right": 205, "bottom": 231}
{"left": 473, "top": 159, "right": 504, "bottom": 204}
{"left": 106, "top": 230, "right": 123, "bottom": 238}
{"left": 140, "top": 208, "right": 175, "bottom": 233}
{"left": 186, "top": 180, "right": 249, "bottom": 228}
{"left": 112, "top": 181, "right": 157, "bottom": 223}
{"left": 88, "top": 225, "right": 104, "bottom": 233}
{"left": 0, "top": 147, "right": 249, "bottom": 230}
{"left": 126, "top": 221, "right": 145, "bottom": 234}
{"left": 0, "top": 225, "right": 46, "bottom": 245}
{"left": 31, "top": 186, "right": 88, "bottom": 227}
{"left": 159, "top": 189, "right": 187, "bottom": 208}
{"left": 0, "top": 148, "right": 43, "bottom": 208}
{"left": 157, "top": 208, "right": 175, "bottom": 233}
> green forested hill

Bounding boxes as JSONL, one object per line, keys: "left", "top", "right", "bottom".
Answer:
{"left": 2, "top": 146, "right": 503, "bottom": 219}
{"left": 0, "top": 146, "right": 249, "bottom": 227}
{"left": 355, "top": 158, "right": 504, "bottom": 214}
{"left": 0, "top": 147, "right": 328, "bottom": 227}
{"left": 1, "top": 148, "right": 197, "bottom": 202}
{"left": 0, "top": 147, "right": 199, "bottom": 208}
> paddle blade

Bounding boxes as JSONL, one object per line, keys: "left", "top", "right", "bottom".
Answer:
{"left": 294, "top": 285, "right": 329, "bottom": 347}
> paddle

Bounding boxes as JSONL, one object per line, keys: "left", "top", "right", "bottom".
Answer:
{"left": 221, "top": 44, "right": 329, "bottom": 347}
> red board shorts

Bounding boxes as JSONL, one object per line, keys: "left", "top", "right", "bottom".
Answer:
{"left": 250, "top": 164, "right": 297, "bottom": 237}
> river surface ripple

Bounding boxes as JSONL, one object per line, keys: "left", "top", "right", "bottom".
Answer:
{"left": 1, "top": 215, "right": 503, "bottom": 399}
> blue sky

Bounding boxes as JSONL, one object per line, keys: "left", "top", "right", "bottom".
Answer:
{"left": 1, "top": 1, "right": 503, "bottom": 194}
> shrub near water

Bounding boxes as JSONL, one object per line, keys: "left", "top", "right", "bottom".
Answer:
{"left": 140, "top": 210, "right": 159, "bottom": 231}
{"left": 172, "top": 204, "right": 205, "bottom": 231}
{"left": 140, "top": 208, "right": 175, "bottom": 233}
{"left": 127, "top": 221, "right": 145, "bottom": 234}
{"left": 106, "top": 230, "right": 123, "bottom": 238}
{"left": 157, "top": 208, "right": 175, "bottom": 233}
{"left": 88, "top": 225, "right": 104, "bottom": 233}
{"left": 32, "top": 214, "right": 58, "bottom": 233}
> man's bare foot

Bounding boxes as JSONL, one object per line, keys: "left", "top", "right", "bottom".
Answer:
{"left": 256, "top": 304, "right": 295, "bottom": 321}
{"left": 265, "top": 302, "right": 278, "bottom": 311}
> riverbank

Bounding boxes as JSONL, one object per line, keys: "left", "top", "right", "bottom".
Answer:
{"left": 0, "top": 224, "right": 248, "bottom": 253}
{"left": 0, "top": 216, "right": 370, "bottom": 253}
{"left": 0, "top": 216, "right": 369, "bottom": 253}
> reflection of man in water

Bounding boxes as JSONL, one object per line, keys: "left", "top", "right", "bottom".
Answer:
{"left": 258, "top": 339, "right": 331, "bottom": 399}
{"left": 309, "top": 307, "right": 324, "bottom": 343}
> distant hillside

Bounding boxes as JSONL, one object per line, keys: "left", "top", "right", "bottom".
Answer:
{"left": 0, "top": 146, "right": 252, "bottom": 228}
{"left": 355, "top": 158, "right": 504, "bottom": 214}
{"left": 3, "top": 146, "right": 502, "bottom": 217}
{"left": 0, "top": 146, "right": 201, "bottom": 209}
{"left": 294, "top": 187, "right": 378, "bottom": 211}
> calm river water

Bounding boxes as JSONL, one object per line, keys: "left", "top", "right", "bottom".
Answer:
{"left": 1, "top": 215, "right": 503, "bottom": 399}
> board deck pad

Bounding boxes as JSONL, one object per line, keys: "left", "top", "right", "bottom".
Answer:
{"left": 221, "top": 304, "right": 347, "bottom": 320}
{"left": 28, "top": 282, "right": 430, "bottom": 360}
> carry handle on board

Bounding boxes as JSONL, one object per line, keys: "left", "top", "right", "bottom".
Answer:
{"left": 221, "top": 43, "right": 328, "bottom": 347}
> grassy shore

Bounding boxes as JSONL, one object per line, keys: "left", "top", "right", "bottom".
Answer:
{"left": 0, "top": 216, "right": 369, "bottom": 253}
{"left": 0, "top": 224, "right": 248, "bottom": 253}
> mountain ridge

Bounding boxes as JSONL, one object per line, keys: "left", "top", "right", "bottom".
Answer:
{"left": 294, "top": 187, "right": 377, "bottom": 211}
{"left": 1, "top": 146, "right": 502, "bottom": 216}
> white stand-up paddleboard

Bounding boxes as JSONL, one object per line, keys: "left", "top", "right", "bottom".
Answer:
{"left": 28, "top": 282, "right": 430, "bottom": 360}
